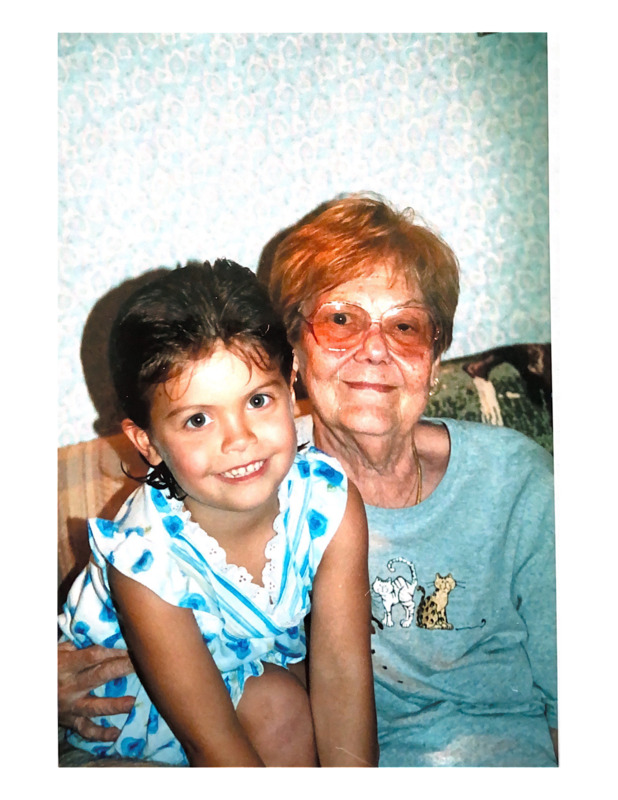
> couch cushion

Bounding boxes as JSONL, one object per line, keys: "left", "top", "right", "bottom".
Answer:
{"left": 57, "top": 433, "right": 147, "bottom": 605}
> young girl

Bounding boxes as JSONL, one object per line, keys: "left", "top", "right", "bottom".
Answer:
{"left": 58, "top": 260, "right": 377, "bottom": 767}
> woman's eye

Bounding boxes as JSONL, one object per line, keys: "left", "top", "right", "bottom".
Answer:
{"left": 332, "top": 312, "right": 350, "bottom": 326}
{"left": 186, "top": 412, "right": 211, "bottom": 429}
{"left": 396, "top": 322, "right": 418, "bottom": 333}
{"left": 248, "top": 393, "right": 271, "bottom": 409}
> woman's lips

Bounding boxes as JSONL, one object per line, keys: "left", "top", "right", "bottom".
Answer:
{"left": 343, "top": 381, "right": 396, "bottom": 393}
{"left": 218, "top": 459, "right": 267, "bottom": 482}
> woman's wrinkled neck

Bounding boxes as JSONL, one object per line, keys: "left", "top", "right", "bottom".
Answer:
{"left": 312, "top": 415, "right": 451, "bottom": 509}
{"left": 312, "top": 416, "right": 416, "bottom": 505}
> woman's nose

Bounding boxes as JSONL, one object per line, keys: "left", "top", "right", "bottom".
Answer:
{"left": 220, "top": 414, "right": 257, "bottom": 453}
{"left": 354, "top": 321, "right": 391, "bottom": 363}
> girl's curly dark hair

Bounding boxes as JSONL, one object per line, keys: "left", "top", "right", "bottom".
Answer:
{"left": 110, "top": 258, "right": 295, "bottom": 499}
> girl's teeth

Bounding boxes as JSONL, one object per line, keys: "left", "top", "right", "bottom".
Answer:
{"left": 222, "top": 460, "right": 264, "bottom": 479}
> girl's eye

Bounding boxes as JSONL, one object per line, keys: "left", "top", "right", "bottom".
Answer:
{"left": 186, "top": 412, "right": 212, "bottom": 429}
{"left": 248, "top": 393, "right": 271, "bottom": 409}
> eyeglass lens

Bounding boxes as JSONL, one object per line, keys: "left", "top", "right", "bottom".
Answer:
{"left": 310, "top": 303, "right": 436, "bottom": 353}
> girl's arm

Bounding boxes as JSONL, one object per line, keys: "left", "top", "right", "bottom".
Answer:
{"left": 308, "top": 481, "right": 379, "bottom": 767}
{"left": 108, "top": 565, "right": 264, "bottom": 767}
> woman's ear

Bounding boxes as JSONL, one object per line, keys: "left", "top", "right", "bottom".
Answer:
{"left": 428, "top": 357, "right": 441, "bottom": 397}
{"left": 289, "top": 353, "right": 300, "bottom": 395}
{"left": 121, "top": 418, "right": 163, "bottom": 466}
{"left": 430, "top": 356, "right": 441, "bottom": 385}
{"left": 288, "top": 353, "right": 300, "bottom": 412}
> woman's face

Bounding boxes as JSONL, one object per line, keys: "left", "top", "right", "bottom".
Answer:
{"left": 295, "top": 265, "right": 439, "bottom": 440}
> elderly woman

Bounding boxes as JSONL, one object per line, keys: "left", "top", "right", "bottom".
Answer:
{"left": 59, "top": 194, "right": 557, "bottom": 767}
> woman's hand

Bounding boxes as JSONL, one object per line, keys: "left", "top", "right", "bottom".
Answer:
{"left": 58, "top": 641, "right": 135, "bottom": 741}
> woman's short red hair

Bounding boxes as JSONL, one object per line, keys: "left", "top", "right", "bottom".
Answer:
{"left": 268, "top": 193, "right": 460, "bottom": 356}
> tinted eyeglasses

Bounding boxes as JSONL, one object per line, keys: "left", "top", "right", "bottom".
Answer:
{"left": 304, "top": 301, "right": 439, "bottom": 356}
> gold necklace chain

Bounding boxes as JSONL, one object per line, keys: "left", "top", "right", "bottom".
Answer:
{"left": 411, "top": 434, "right": 423, "bottom": 506}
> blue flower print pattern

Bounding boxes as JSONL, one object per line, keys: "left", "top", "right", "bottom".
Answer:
{"left": 150, "top": 487, "right": 171, "bottom": 512}
{"left": 73, "top": 621, "right": 89, "bottom": 635}
{"left": 102, "top": 631, "right": 124, "bottom": 648}
{"left": 131, "top": 549, "right": 154, "bottom": 573}
{"left": 120, "top": 737, "right": 145, "bottom": 759}
{"left": 307, "top": 509, "right": 328, "bottom": 538}
{"left": 275, "top": 641, "right": 302, "bottom": 659}
{"left": 298, "top": 460, "right": 311, "bottom": 479}
{"left": 315, "top": 460, "right": 344, "bottom": 487}
{"left": 124, "top": 526, "right": 146, "bottom": 537}
{"left": 96, "top": 518, "right": 117, "bottom": 537}
{"left": 163, "top": 515, "right": 184, "bottom": 537}
{"left": 147, "top": 706, "right": 160, "bottom": 735}
{"left": 73, "top": 621, "right": 93, "bottom": 646}
{"left": 105, "top": 676, "right": 128, "bottom": 697}
{"left": 99, "top": 599, "right": 116, "bottom": 623}
{"left": 179, "top": 593, "right": 210, "bottom": 612}
{"left": 224, "top": 638, "right": 251, "bottom": 658}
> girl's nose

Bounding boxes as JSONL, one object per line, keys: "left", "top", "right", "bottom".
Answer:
{"left": 220, "top": 414, "right": 257, "bottom": 453}
{"left": 354, "top": 321, "right": 391, "bottom": 364}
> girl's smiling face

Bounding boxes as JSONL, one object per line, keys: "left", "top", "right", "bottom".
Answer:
{"left": 126, "top": 343, "right": 297, "bottom": 529}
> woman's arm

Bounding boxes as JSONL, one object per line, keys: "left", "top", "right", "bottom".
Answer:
{"left": 108, "top": 566, "right": 264, "bottom": 767}
{"left": 550, "top": 727, "right": 558, "bottom": 763}
{"left": 308, "top": 481, "right": 379, "bottom": 767}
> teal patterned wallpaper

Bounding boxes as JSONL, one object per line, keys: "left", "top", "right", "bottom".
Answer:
{"left": 58, "top": 32, "right": 549, "bottom": 446}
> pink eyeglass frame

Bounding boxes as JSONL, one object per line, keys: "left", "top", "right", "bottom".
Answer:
{"left": 303, "top": 300, "right": 440, "bottom": 352}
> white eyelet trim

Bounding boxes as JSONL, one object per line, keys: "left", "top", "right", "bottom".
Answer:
{"left": 165, "top": 490, "right": 287, "bottom": 608}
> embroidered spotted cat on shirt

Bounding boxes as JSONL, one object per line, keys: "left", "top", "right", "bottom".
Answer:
{"left": 416, "top": 573, "right": 456, "bottom": 630}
